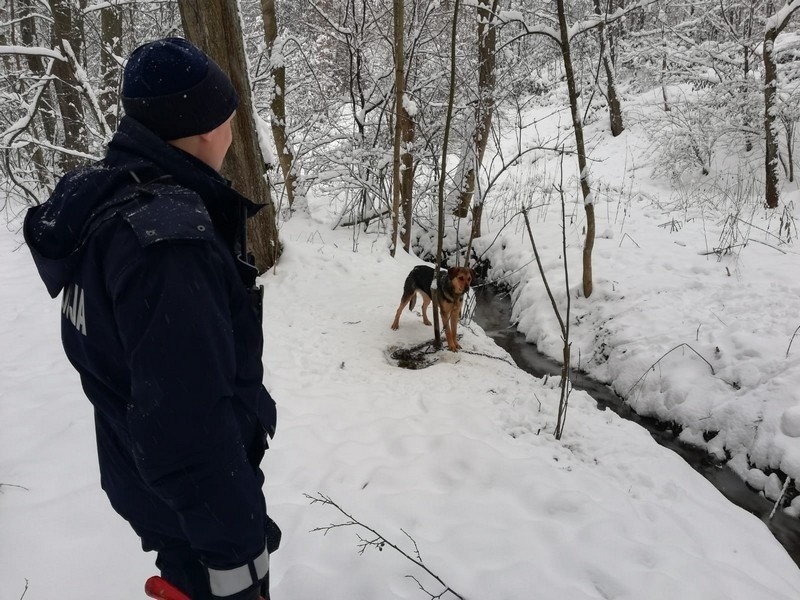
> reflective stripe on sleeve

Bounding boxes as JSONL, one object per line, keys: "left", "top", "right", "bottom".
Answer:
{"left": 207, "top": 548, "right": 269, "bottom": 597}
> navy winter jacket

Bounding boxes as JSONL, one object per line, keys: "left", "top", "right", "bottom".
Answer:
{"left": 24, "top": 116, "right": 280, "bottom": 575}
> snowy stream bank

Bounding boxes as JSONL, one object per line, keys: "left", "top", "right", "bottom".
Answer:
{"left": 471, "top": 285, "right": 800, "bottom": 567}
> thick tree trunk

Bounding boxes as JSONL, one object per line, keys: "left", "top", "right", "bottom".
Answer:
{"left": 744, "top": 8, "right": 754, "bottom": 152}
{"left": 762, "top": 0, "right": 800, "bottom": 208}
{"left": 400, "top": 105, "right": 415, "bottom": 252}
{"left": 391, "top": 0, "right": 404, "bottom": 256}
{"left": 764, "top": 28, "right": 780, "bottom": 209}
{"left": 603, "top": 60, "right": 623, "bottom": 136}
{"left": 454, "top": 0, "right": 497, "bottom": 220}
{"left": 592, "top": 0, "right": 623, "bottom": 136}
{"left": 100, "top": 5, "right": 122, "bottom": 133}
{"left": 260, "top": 0, "right": 297, "bottom": 207}
{"left": 48, "top": 0, "right": 88, "bottom": 171}
{"left": 557, "top": 0, "right": 594, "bottom": 297}
{"left": 179, "top": 0, "right": 281, "bottom": 271}
{"left": 19, "top": 1, "right": 56, "bottom": 183}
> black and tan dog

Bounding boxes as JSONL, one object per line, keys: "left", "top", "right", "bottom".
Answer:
{"left": 391, "top": 264, "right": 474, "bottom": 352}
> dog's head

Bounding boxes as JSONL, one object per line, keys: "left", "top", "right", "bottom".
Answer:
{"left": 447, "top": 266, "right": 475, "bottom": 295}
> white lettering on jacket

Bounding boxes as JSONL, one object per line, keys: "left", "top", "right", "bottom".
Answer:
{"left": 62, "top": 283, "right": 87, "bottom": 336}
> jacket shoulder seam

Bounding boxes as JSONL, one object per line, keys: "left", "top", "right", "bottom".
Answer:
{"left": 121, "top": 185, "right": 214, "bottom": 247}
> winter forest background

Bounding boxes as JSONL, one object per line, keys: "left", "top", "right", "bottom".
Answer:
{"left": 3, "top": 0, "right": 800, "bottom": 592}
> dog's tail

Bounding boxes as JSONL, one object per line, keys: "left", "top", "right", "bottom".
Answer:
{"left": 408, "top": 295, "right": 416, "bottom": 311}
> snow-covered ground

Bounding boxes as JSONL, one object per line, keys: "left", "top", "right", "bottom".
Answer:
{"left": 474, "top": 88, "right": 800, "bottom": 506}
{"left": 2, "top": 87, "right": 800, "bottom": 599}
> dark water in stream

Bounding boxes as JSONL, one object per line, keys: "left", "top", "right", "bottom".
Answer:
{"left": 471, "top": 285, "right": 800, "bottom": 568}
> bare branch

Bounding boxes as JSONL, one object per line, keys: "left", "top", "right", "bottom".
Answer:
{"left": 626, "top": 343, "right": 716, "bottom": 397}
{"left": 787, "top": 325, "right": 800, "bottom": 358}
{"left": 305, "top": 493, "right": 467, "bottom": 600}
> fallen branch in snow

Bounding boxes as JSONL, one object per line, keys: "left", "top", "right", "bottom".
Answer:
{"left": 787, "top": 325, "right": 800, "bottom": 358}
{"left": 459, "top": 348, "right": 516, "bottom": 366}
{"left": 769, "top": 477, "right": 793, "bottom": 521}
{"left": 0, "top": 483, "right": 30, "bottom": 493}
{"left": 306, "top": 492, "right": 467, "bottom": 600}
{"left": 703, "top": 238, "right": 788, "bottom": 256}
{"left": 618, "top": 232, "right": 641, "bottom": 248}
{"left": 625, "top": 343, "right": 716, "bottom": 397}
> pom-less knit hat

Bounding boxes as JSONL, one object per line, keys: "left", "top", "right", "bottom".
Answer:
{"left": 121, "top": 37, "right": 239, "bottom": 140}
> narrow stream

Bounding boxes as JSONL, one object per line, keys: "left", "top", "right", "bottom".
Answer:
{"left": 471, "top": 285, "right": 800, "bottom": 567}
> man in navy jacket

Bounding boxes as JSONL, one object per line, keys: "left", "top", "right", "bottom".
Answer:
{"left": 24, "top": 38, "right": 280, "bottom": 600}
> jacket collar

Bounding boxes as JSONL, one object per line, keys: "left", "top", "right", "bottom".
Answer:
{"left": 107, "top": 116, "right": 262, "bottom": 247}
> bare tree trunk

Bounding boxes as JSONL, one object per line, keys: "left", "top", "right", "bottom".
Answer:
{"left": 763, "top": 0, "right": 800, "bottom": 208}
{"left": 19, "top": 1, "right": 46, "bottom": 76}
{"left": 434, "top": 0, "right": 461, "bottom": 350}
{"left": 391, "top": 0, "right": 405, "bottom": 256}
{"left": 660, "top": 24, "right": 670, "bottom": 112}
{"left": 391, "top": 0, "right": 415, "bottom": 253}
{"left": 18, "top": 0, "right": 56, "bottom": 183}
{"left": 469, "top": 200, "right": 483, "bottom": 255}
{"left": 592, "top": 0, "right": 623, "bottom": 136}
{"left": 454, "top": 0, "right": 497, "bottom": 220}
{"left": 783, "top": 117, "right": 795, "bottom": 182}
{"left": 260, "top": 0, "right": 297, "bottom": 207}
{"left": 48, "top": 0, "right": 89, "bottom": 171}
{"left": 400, "top": 103, "right": 415, "bottom": 252}
{"left": 342, "top": 0, "right": 373, "bottom": 224}
{"left": 100, "top": 4, "right": 123, "bottom": 133}
{"left": 397, "top": 0, "right": 415, "bottom": 253}
{"left": 764, "top": 26, "right": 781, "bottom": 209}
{"left": 744, "top": 3, "right": 754, "bottom": 152}
{"left": 557, "top": 0, "right": 595, "bottom": 297}
{"left": 0, "top": 32, "right": 12, "bottom": 77}
{"left": 179, "top": 0, "right": 281, "bottom": 271}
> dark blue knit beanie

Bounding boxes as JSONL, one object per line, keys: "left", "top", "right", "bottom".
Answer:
{"left": 121, "top": 37, "right": 239, "bottom": 140}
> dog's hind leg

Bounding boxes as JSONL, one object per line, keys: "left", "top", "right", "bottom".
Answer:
{"left": 391, "top": 292, "right": 415, "bottom": 330}
{"left": 392, "top": 274, "right": 418, "bottom": 330}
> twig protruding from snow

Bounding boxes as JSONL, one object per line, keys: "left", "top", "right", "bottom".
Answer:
{"left": 306, "top": 492, "right": 467, "bottom": 600}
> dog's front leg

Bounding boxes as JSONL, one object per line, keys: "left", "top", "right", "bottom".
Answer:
{"left": 441, "top": 307, "right": 459, "bottom": 352}
{"left": 448, "top": 309, "right": 461, "bottom": 351}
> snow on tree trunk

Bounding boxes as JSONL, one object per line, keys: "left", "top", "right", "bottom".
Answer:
{"left": 453, "top": 0, "right": 497, "bottom": 221}
{"left": 762, "top": 0, "right": 800, "bottom": 209}
{"left": 400, "top": 94, "right": 415, "bottom": 252}
{"left": 48, "top": 0, "right": 88, "bottom": 171}
{"left": 99, "top": 6, "right": 122, "bottom": 133}
{"left": 391, "top": 0, "right": 405, "bottom": 256}
{"left": 179, "top": 0, "right": 281, "bottom": 271}
{"left": 593, "top": 0, "right": 624, "bottom": 136}
{"left": 261, "top": 0, "right": 298, "bottom": 208}
{"left": 764, "top": 31, "right": 780, "bottom": 209}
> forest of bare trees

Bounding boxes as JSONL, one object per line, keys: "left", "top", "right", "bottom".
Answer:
{"left": 1, "top": 0, "right": 799, "bottom": 284}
